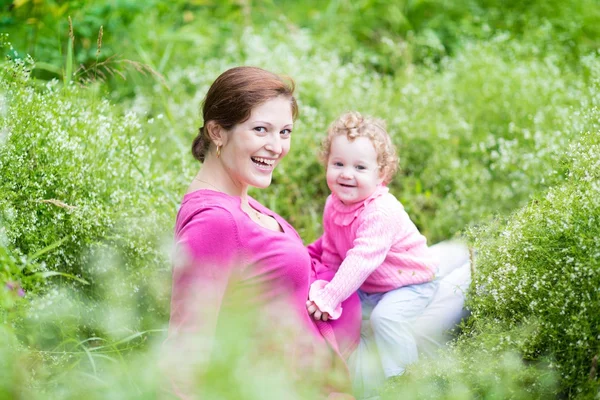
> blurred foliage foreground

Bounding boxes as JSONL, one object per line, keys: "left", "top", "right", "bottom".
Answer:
{"left": 1, "top": 0, "right": 600, "bottom": 398}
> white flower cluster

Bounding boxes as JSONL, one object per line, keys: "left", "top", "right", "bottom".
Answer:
{"left": 466, "top": 123, "right": 600, "bottom": 392}
{"left": 0, "top": 57, "right": 172, "bottom": 301}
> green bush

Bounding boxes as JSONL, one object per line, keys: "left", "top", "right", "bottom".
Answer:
{"left": 463, "top": 127, "right": 600, "bottom": 397}
{"left": 378, "top": 109, "right": 600, "bottom": 399}
{"left": 0, "top": 39, "right": 173, "bottom": 342}
{"left": 1, "top": 0, "right": 161, "bottom": 77}
{"left": 381, "top": 348, "right": 558, "bottom": 399}
{"left": 5, "top": 0, "right": 598, "bottom": 85}
{"left": 266, "top": 0, "right": 600, "bottom": 73}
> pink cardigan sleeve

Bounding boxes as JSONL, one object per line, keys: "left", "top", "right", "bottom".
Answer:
{"left": 309, "top": 208, "right": 401, "bottom": 319}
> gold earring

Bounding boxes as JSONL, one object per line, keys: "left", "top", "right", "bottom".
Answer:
{"left": 216, "top": 145, "right": 221, "bottom": 158}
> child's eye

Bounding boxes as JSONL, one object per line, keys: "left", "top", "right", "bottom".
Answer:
{"left": 254, "top": 127, "right": 267, "bottom": 133}
{"left": 356, "top": 165, "right": 366, "bottom": 170}
{"left": 333, "top": 162, "right": 344, "bottom": 167}
{"left": 280, "top": 129, "right": 292, "bottom": 138}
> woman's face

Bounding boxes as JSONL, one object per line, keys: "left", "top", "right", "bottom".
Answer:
{"left": 220, "top": 95, "right": 294, "bottom": 190}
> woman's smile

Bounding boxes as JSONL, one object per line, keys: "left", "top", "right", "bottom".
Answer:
{"left": 251, "top": 156, "right": 277, "bottom": 172}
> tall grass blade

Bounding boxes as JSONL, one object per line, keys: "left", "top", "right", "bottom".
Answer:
{"left": 35, "top": 271, "right": 89, "bottom": 285}
{"left": 65, "top": 16, "right": 74, "bottom": 85}
{"left": 27, "top": 237, "right": 68, "bottom": 263}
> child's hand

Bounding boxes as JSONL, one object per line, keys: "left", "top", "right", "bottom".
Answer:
{"left": 306, "top": 300, "right": 330, "bottom": 321}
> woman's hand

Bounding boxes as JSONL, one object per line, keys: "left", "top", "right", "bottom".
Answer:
{"left": 306, "top": 300, "right": 330, "bottom": 321}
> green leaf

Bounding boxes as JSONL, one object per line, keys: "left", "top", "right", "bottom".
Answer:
{"left": 27, "top": 237, "right": 68, "bottom": 264}
{"left": 35, "top": 270, "right": 89, "bottom": 285}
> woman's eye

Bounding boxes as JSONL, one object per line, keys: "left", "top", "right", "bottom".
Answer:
{"left": 280, "top": 129, "right": 292, "bottom": 137}
{"left": 254, "top": 127, "right": 267, "bottom": 133}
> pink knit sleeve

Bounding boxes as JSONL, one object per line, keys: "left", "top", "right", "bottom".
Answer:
{"left": 309, "top": 207, "right": 401, "bottom": 319}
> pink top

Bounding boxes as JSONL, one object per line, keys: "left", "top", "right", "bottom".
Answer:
{"left": 308, "top": 186, "right": 438, "bottom": 319}
{"left": 167, "top": 190, "right": 361, "bottom": 396}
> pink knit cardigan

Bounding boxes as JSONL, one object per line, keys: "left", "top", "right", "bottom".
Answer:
{"left": 309, "top": 186, "right": 438, "bottom": 319}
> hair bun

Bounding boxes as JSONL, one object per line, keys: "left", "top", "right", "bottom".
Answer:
{"left": 192, "top": 126, "right": 210, "bottom": 162}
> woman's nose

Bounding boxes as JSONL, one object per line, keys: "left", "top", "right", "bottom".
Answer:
{"left": 265, "top": 135, "right": 282, "bottom": 154}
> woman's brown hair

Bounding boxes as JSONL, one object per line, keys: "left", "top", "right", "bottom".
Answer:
{"left": 192, "top": 66, "right": 298, "bottom": 162}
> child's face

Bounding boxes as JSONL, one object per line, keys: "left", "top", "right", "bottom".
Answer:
{"left": 326, "top": 135, "right": 384, "bottom": 204}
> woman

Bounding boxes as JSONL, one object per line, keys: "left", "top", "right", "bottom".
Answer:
{"left": 165, "top": 66, "right": 361, "bottom": 399}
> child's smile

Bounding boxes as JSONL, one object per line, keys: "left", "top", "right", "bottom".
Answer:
{"left": 326, "top": 135, "right": 384, "bottom": 204}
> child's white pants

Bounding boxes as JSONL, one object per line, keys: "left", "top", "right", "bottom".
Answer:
{"left": 348, "top": 240, "right": 471, "bottom": 399}
{"left": 358, "top": 278, "right": 439, "bottom": 378}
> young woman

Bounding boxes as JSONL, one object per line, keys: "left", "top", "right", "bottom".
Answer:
{"left": 165, "top": 67, "right": 361, "bottom": 399}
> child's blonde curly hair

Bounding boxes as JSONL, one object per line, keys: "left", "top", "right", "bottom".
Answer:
{"left": 321, "top": 111, "right": 398, "bottom": 185}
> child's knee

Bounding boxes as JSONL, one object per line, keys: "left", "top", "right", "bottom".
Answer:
{"left": 368, "top": 304, "right": 387, "bottom": 332}
{"left": 369, "top": 306, "right": 409, "bottom": 334}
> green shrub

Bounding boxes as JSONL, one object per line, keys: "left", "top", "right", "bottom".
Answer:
{"left": 2, "top": 284, "right": 348, "bottom": 400}
{"left": 5, "top": 0, "right": 598, "bottom": 87}
{"left": 1, "top": 0, "right": 162, "bottom": 77}
{"left": 267, "top": 0, "right": 600, "bottom": 73}
{"left": 381, "top": 348, "right": 558, "bottom": 399}
{"left": 0, "top": 39, "right": 173, "bottom": 342}
{"left": 463, "top": 127, "right": 600, "bottom": 397}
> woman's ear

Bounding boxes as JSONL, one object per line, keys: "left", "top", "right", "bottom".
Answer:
{"left": 205, "top": 121, "right": 227, "bottom": 147}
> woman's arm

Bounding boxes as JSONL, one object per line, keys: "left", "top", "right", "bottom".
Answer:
{"left": 167, "top": 207, "right": 243, "bottom": 363}
{"left": 307, "top": 236, "right": 323, "bottom": 263}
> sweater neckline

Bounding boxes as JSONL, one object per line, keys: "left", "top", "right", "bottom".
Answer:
{"left": 330, "top": 185, "right": 389, "bottom": 226}
{"left": 182, "top": 189, "right": 288, "bottom": 234}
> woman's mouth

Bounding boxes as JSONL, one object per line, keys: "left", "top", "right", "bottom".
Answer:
{"left": 251, "top": 156, "right": 276, "bottom": 171}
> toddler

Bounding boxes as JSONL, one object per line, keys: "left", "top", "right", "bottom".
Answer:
{"left": 306, "top": 111, "right": 439, "bottom": 379}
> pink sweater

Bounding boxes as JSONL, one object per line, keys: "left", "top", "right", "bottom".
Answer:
{"left": 309, "top": 186, "right": 438, "bottom": 319}
{"left": 167, "top": 190, "right": 361, "bottom": 396}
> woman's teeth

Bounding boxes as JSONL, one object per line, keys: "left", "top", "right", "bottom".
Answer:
{"left": 252, "top": 157, "right": 275, "bottom": 166}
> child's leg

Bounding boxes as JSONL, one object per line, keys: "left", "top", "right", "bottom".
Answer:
{"left": 429, "top": 240, "right": 470, "bottom": 279}
{"left": 412, "top": 262, "right": 471, "bottom": 357}
{"left": 348, "top": 290, "right": 386, "bottom": 399}
{"left": 369, "top": 281, "right": 438, "bottom": 377}
{"left": 347, "top": 321, "right": 385, "bottom": 399}
{"left": 412, "top": 241, "right": 472, "bottom": 358}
